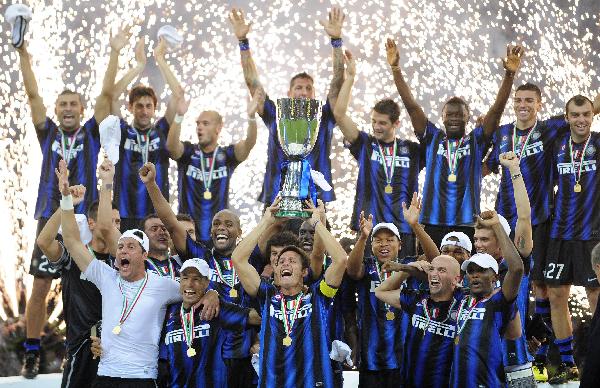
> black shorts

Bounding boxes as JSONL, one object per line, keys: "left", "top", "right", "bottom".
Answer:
{"left": 224, "top": 357, "right": 257, "bottom": 388}
{"left": 530, "top": 219, "right": 552, "bottom": 282}
{"left": 423, "top": 224, "right": 475, "bottom": 254}
{"left": 29, "top": 218, "right": 61, "bottom": 279}
{"left": 93, "top": 376, "right": 157, "bottom": 388}
{"left": 61, "top": 339, "right": 99, "bottom": 388}
{"left": 358, "top": 368, "right": 401, "bottom": 388}
{"left": 544, "top": 239, "right": 600, "bottom": 287}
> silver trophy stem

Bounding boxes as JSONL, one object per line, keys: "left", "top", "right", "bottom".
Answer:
{"left": 276, "top": 160, "right": 310, "bottom": 218}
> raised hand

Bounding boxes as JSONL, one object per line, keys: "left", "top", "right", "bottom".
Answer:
{"left": 138, "top": 162, "right": 157, "bottom": 184}
{"left": 175, "top": 92, "right": 190, "bottom": 117}
{"left": 134, "top": 36, "right": 147, "bottom": 69}
{"left": 358, "top": 211, "right": 373, "bottom": 239}
{"left": 55, "top": 159, "right": 70, "bottom": 196}
{"left": 153, "top": 37, "right": 167, "bottom": 61}
{"left": 305, "top": 198, "right": 326, "bottom": 225}
{"left": 478, "top": 210, "right": 500, "bottom": 228}
{"left": 381, "top": 261, "right": 408, "bottom": 273}
{"left": 248, "top": 88, "right": 265, "bottom": 117}
{"left": 385, "top": 38, "right": 400, "bottom": 67}
{"left": 319, "top": 6, "right": 345, "bottom": 39}
{"left": 70, "top": 185, "right": 87, "bottom": 206}
{"left": 262, "top": 197, "right": 281, "bottom": 225}
{"left": 344, "top": 50, "right": 356, "bottom": 78}
{"left": 499, "top": 151, "right": 520, "bottom": 170}
{"left": 402, "top": 192, "right": 422, "bottom": 227}
{"left": 228, "top": 8, "right": 252, "bottom": 40}
{"left": 503, "top": 44, "right": 524, "bottom": 73}
{"left": 110, "top": 25, "right": 133, "bottom": 52}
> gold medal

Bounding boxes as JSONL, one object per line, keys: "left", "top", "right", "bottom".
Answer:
{"left": 229, "top": 289, "right": 238, "bottom": 298}
{"left": 282, "top": 336, "right": 292, "bottom": 346}
{"left": 386, "top": 311, "right": 395, "bottom": 320}
{"left": 385, "top": 184, "right": 393, "bottom": 194}
{"left": 448, "top": 173, "right": 457, "bottom": 182}
{"left": 203, "top": 190, "right": 212, "bottom": 200}
{"left": 187, "top": 347, "right": 196, "bottom": 357}
{"left": 454, "top": 336, "right": 460, "bottom": 345}
{"left": 574, "top": 183, "right": 582, "bottom": 193}
{"left": 112, "top": 325, "right": 121, "bottom": 335}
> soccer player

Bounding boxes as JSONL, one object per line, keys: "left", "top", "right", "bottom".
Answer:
{"left": 543, "top": 95, "right": 600, "bottom": 384}
{"left": 55, "top": 160, "right": 181, "bottom": 388}
{"left": 139, "top": 162, "right": 255, "bottom": 388}
{"left": 386, "top": 38, "right": 524, "bottom": 248}
{"left": 580, "top": 243, "right": 600, "bottom": 388}
{"left": 440, "top": 232, "right": 472, "bottom": 265}
{"left": 231, "top": 199, "right": 348, "bottom": 388}
{"left": 228, "top": 6, "right": 345, "bottom": 206}
{"left": 474, "top": 151, "right": 535, "bottom": 385}
{"left": 15, "top": 26, "right": 132, "bottom": 377}
{"left": 166, "top": 87, "right": 262, "bottom": 244}
{"left": 333, "top": 50, "right": 423, "bottom": 258}
{"left": 451, "top": 211, "right": 524, "bottom": 388}
{"left": 375, "top": 255, "right": 462, "bottom": 387}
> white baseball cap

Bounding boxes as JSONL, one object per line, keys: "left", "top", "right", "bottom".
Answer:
{"left": 157, "top": 25, "right": 183, "bottom": 49}
{"left": 440, "top": 231, "right": 472, "bottom": 253}
{"left": 497, "top": 214, "right": 511, "bottom": 237}
{"left": 180, "top": 258, "right": 210, "bottom": 277}
{"left": 372, "top": 222, "right": 401, "bottom": 240}
{"left": 461, "top": 253, "right": 499, "bottom": 274}
{"left": 118, "top": 229, "right": 149, "bottom": 252}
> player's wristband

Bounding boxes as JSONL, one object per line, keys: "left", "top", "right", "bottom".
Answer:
{"left": 174, "top": 114, "right": 184, "bottom": 124}
{"left": 511, "top": 172, "right": 522, "bottom": 181}
{"left": 103, "top": 183, "right": 113, "bottom": 191}
{"left": 330, "top": 38, "right": 343, "bottom": 48}
{"left": 239, "top": 39, "right": 250, "bottom": 51}
{"left": 505, "top": 69, "right": 516, "bottom": 77}
{"left": 248, "top": 117, "right": 256, "bottom": 122}
{"left": 311, "top": 219, "right": 320, "bottom": 229}
{"left": 60, "top": 195, "right": 74, "bottom": 210}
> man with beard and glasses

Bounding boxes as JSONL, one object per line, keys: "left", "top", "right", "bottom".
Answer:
{"left": 139, "top": 161, "right": 256, "bottom": 388}
{"left": 386, "top": 38, "right": 523, "bottom": 249}
{"left": 231, "top": 199, "right": 348, "bottom": 388}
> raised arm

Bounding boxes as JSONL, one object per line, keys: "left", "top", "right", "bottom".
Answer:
{"left": 165, "top": 91, "right": 189, "bottom": 160}
{"left": 16, "top": 43, "right": 46, "bottom": 127}
{"left": 233, "top": 89, "right": 263, "bottom": 162}
{"left": 229, "top": 8, "right": 265, "bottom": 115}
{"left": 500, "top": 152, "right": 532, "bottom": 257}
{"left": 306, "top": 200, "right": 328, "bottom": 280}
{"left": 479, "top": 211, "right": 524, "bottom": 301}
{"left": 402, "top": 192, "right": 439, "bottom": 261}
{"left": 154, "top": 38, "right": 184, "bottom": 125}
{"left": 96, "top": 159, "right": 121, "bottom": 256}
{"left": 232, "top": 201, "right": 280, "bottom": 297}
{"left": 332, "top": 50, "right": 360, "bottom": 143}
{"left": 374, "top": 271, "right": 409, "bottom": 308}
{"left": 346, "top": 212, "right": 372, "bottom": 280}
{"left": 319, "top": 6, "right": 345, "bottom": 106}
{"left": 111, "top": 37, "right": 146, "bottom": 116}
{"left": 385, "top": 38, "right": 428, "bottom": 137}
{"left": 56, "top": 160, "right": 94, "bottom": 272}
{"left": 481, "top": 45, "right": 524, "bottom": 139}
{"left": 95, "top": 25, "right": 133, "bottom": 124}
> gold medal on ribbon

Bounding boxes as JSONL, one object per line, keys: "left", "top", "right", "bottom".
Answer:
{"left": 112, "top": 325, "right": 122, "bottom": 335}
{"left": 187, "top": 347, "right": 196, "bottom": 357}
{"left": 203, "top": 190, "right": 212, "bottom": 200}
{"left": 282, "top": 336, "right": 292, "bottom": 346}
{"left": 229, "top": 289, "right": 238, "bottom": 298}
{"left": 454, "top": 336, "right": 460, "bottom": 345}
{"left": 574, "top": 183, "right": 582, "bottom": 193}
{"left": 386, "top": 311, "right": 395, "bottom": 320}
{"left": 448, "top": 173, "right": 457, "bottom": 182}
{"left": 385, "top": 184, "right": 393, "bottom": 194}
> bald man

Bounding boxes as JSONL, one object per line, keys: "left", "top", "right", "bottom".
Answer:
{"left": 376, "top": 255, "right": 462, "bottom": 387}
{"left": 166, "top": 92, "right": 262, "bottom": 243}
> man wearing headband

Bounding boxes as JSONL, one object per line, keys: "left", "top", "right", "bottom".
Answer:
{"left": 228, "top": 6, "right": 345, "bottom": 207}
{"left": 15, "top": 25, "right": 134, "bottom": 378}
{"left": 231, "top": 198, "right": 348, "bottom": 388}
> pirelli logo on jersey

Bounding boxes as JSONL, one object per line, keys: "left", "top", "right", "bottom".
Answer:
{"left": 371, "top": 152, "right": 411, "bottom": 168}
{"left": 459, "top": 307, "right": 486, "bottom": 321}
{"left": 123, "top": 137, "right": 161, "bottom": 153}
{"left": 51, "top": 141, "right": 84, "bottom": 158}
{"left": 186, "top": 165, "right": 229, "bottom": 181}
{"left": 557, "top": 160, "right": 597, "bottom": 175}
{"left": 269, "top": 301, "right": 313, "bottom": 321}
{"left": 165, "top": 323, "right": 211, "bottom": 345}
{"left": 436, "top": 143, "right": 471, "bottom": 159}
{"left": 412, "top": 315, "right": 456, "bottom": 339}
{"left": 369, "top": 280, "right": 381, "bottom": 293}
{"left": 208, "top": 268, "right": 236, "bottom": 284}
{"left": 509, "top": 140, "right": 544, "bottom": 157}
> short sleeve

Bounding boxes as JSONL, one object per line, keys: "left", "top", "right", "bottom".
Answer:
{"left": 36, "top": 117, "right": 56, "bottom": 147}
{"left": 257, "top": 279, "right": 276, "bottom": 300}
{"left": 84, "top": 117, "right": 100, "bottom": 139}
{"left": 471, "top": 125, "right": 488, "bottom": 147}
{"left": 224, "top": 144, "right": 241, "bottom": 168}
{"left": 347, "top": 130, "right": 370, "bottom": 159}
{"left": 84, "top": 259, "right": 117, "bottom": 291}
{"left": 259, "top": 96, "right": 277, "bottom": 131}
{"left": 162, "top": 278, "right": 182, "bottom": 304}
{"left": 155, "top": 116, "right": 170, "bottom": 136}
{"left": 182, "top": 234, "right": 208, "bottom": 261}
{"left": 219, "top": 301, "right": 250, "bottom": 331}
{"left": 418, "top": 121, "right": 441, "bottom": 145}
{"left": 178, "top": 141, "right": 195, "bottom": 164}
{"left": 486, "top": 132, "right": 501, "bottom": 173}
{"left": 399, "top": 288, "right": 420, "bottom": 313}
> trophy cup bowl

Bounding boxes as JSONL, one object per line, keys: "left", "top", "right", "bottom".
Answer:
{"left": 275, "top": 97, "right": 322, "bottom": 218}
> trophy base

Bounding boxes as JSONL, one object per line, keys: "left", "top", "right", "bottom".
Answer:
{"left": 275, "top": 209, "right": 310, "bottom": 218}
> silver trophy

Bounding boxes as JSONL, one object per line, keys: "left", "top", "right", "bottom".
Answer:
{"left": 276, "top": 98, "right": 322, "bottom": 218}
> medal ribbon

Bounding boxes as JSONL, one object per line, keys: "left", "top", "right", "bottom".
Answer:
{"left": 512, "top": 121, "right": 537, "bottom": 159}
{"left": 135, "top": 130, "right": 150, "bottom": 164}
{"left": 376, "top": 140, "right": 397, "bottom": 186}
{"left": 212, "top": 257, "right": 237, "bottom": 289}
{"left": 116, "top": 272, "right": 149, "bottom": 329}
{"left": 86, "top": 245, "right": 97, "bottom": 259}
{"left": 375, "top": 259, "right": 393, "bottom": 312}
{"left": 180, "top": 305, "right": 195, "bottom": 350}
{"left": 422, "top": 298, "right": 457, "bottom": 334}
{"left": 60, "top": 127, "right": 81, "bottom": 164}
{"left": 145, "top": 257, "right": 175, "bottom": 279}
{"left": 455, "top": 295, "right": 488, "bottom": 337}
{"left": 280, "top": 292, "right": 303, "bottom": 339}
{"left": 569, "top": 135, "right": 592, "bottom": 185}
{"left": 199, "top": 147, "right": 220, "bottom": 194}
{"left": 445, "top": 137, "right": 465, "bottom": 176}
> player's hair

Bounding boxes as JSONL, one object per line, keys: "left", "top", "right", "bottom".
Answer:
{"left": 86, "top": 200, "right": 118, "bottom": 221}
{"left": 565, "top": 94, "right": 593, "bottom": 115}
{"left": 277, "top": 245, "right": 310, "bottom": 270}
{"left": 474, "top": 217, "right": 494, "bottom": 232}
{"left": 289, "top": 72, "right": 314, "bottom": 89}
{"left": 266, "top": 231, "right": 300, "bottom": 258}
{"left": 139, "top": 213, "right": 161, "bottom": 231}
{"left": 443, "top": 96, "right": 470, "bottom": 115}
{"left": 176, "top": 213, "right": 194, "bottom": 223}
{"left": 515, "top": 83, "right": 542, "bottom": 100}
{"left": 57, "top": 89, "right": 85, "bottom": 107}
{"left": 591, "top": 242, "right": 600, "bottom": 268}
{"left": 200, "top": 110, "right": 223, "bottom": 125}
{"left": 373, "top": 99, "right": 401, "bottom": 123}
{"left": 128, "top": 84, "right": 158, "bottom": 107}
